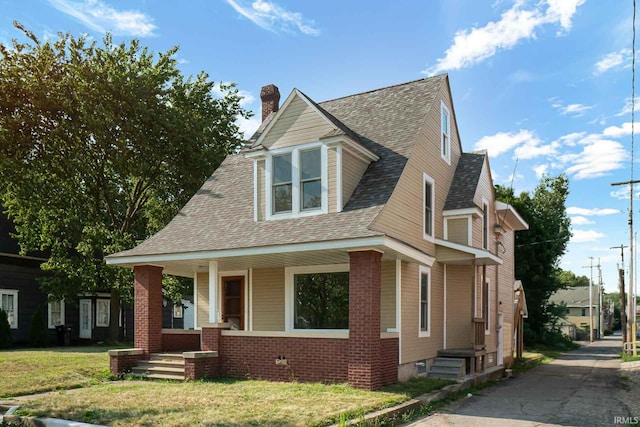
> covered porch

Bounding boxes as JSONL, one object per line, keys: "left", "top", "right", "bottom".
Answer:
{"left": 107, "top": 237, "right": 433, "bottom": 390}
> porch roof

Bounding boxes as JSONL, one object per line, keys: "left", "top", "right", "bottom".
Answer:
{"left": 434, "top": 238, "right": 503, "bottom": 266}
{"left": 106, "top": 235, "right": 436, "bottom": 277}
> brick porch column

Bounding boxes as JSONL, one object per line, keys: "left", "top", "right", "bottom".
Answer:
{"left": 348, "top": 250, "right": 382, "bottom": 390}
{"left": 134, "top": 265, "right": 163, "bottom": 355}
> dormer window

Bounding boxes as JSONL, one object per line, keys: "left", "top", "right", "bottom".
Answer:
{"left": 266, "top": 143, "right": 328, "bottom": 219}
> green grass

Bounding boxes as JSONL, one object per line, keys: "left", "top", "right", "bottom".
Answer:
{"left": 17, "top": 379, "right": 411, "bottom": 427}
{"left": 0, "top": 346, "right": 116, "bottom": 397}
{"left": 3, "top": 347, "right": 455, "bottom": 426}
{"left": 621, "top": 351, "right": 640, "bottom": 362}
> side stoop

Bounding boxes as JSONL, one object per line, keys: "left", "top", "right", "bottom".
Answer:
{"left": 131, "top": 353, "right": 185, "bottom": 380}
{"left": 428, "top": 357, "right": 465, "bottom": 380}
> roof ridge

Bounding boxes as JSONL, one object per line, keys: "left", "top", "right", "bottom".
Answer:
{"left": 319, "top": 73, "right": 447, "bottom": 104}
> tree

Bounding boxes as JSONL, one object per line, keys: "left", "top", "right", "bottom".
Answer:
{"left": 28, "top": 308, "right": 48, "bottom": 347}
{"left": 555, "top": 269, "right": 590, "bottom": 287}
{"left": 496, "top": 175, "right": 571, "bottom": 345}
{"left": 0, "top": 22, "right": 250, "bottom": 340}
{"left": 0, "top": 308, "right": 11, "bottom": 349}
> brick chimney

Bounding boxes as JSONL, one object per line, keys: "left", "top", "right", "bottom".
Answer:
{"left": 260, "top": 84, "right": 280, "bottom": 122}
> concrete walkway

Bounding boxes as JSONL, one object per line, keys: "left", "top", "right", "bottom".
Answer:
{"left": 409, "top": 336, "right": 626, "bottom": 427}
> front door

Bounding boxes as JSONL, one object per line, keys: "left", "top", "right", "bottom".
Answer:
{"left": 79, "top": 299, "right": 92, "bottom": 339}
{"left": 222, "top": 276, "right": 244, "bottom": 330}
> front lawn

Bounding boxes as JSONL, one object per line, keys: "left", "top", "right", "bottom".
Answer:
{"left": 0, "top": 346, "right": 115, "bottom": 397}
{"left": 18, "top": 379, "right": 411, "bottom": 427}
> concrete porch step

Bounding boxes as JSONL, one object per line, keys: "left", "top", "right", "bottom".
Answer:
{"left": 130, "top": 352, "right": 186, "bottom": 381}
{"left": 130, "top": 371, "right": 185, "bottom": 381}
{"left": 138, "top": 359, "right": 185, "bottom": 368}
{"left": 151, "top": 353, "right": 185, "bottom": 361}
{"left": 428, "top": 357, "right": 466, "bottom": 381}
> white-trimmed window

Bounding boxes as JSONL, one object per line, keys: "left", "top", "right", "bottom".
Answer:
{"left": 0, "top": 289, "right": 18, "bottom": 329}
{"left": 48, "top": 300, "right": 65, "bottom": 329}
{"left": 419, "top": 265, "right": 431, "bottom": 337}
{"left": 482, "top": 199, "right": 489, "bottom": 250}
{"left": 423, "top": 173, "right": 435, "bottom": 241}
{"left": 484, "top": 279, "right": 491, "bottom": 334}
{"left": 267, "top": 143, "right": 327, "bottom": 219}
{"left": 285, "top": 264, "right": 349, "bottom": 331}
{"left": 96, "top": 299, "right": 110, "bottom": 327}
{"left": 441, "top": 101, "right": 451, "bottom": 164}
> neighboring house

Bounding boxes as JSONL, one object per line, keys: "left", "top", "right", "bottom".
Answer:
{"left": 513, "top": 280, "right": 528, "bottom": 359}
{"left": 0, "top": 208, "right": 134, "bottom": 345}
{"left": 549, "top": 286, "right": 601, "bottom": 340}
{"left": 106, "top": 74, "right": 528, "bottom": 390}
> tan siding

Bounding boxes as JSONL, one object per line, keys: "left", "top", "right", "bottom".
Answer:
{"left": 446, "top": 265, "right": 473, "bottom": 349}
{"left": 257, "top": 159, "right": 265, "bottom": 221}
{"left": 328, "top": 148, "right": 337, "bottom": 213}
{"left": 400, "top": 261, "right": 444, "bottom": 364}
{"left": 263, "top": 96, "right": 334, "bottom": 149}
{"left": 251, "top": 267, "right": 285, "bottom": 331}
{"left": 342, "top": 149, "right": 369, "bottom": 207}
{"left": 371, "top": 79, "right": 461, "bottom": 256}
{"left": 380, "top": 261, "right": 396, "bottom": 331}
{"left": 196, "top": 272, "right": 211, "bottom": 328}
{"left": 472, "top": 162, "right": 496, "bottom": 249}
{"left": 446, "top": 218, "right": 468, "bottom": 245}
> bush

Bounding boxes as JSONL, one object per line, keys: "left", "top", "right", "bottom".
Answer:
{"left": 28, "top": 307, "right": 48, "bottom": 347}
{"left": 0, "top": 308, "right": 11, "bottom": 349}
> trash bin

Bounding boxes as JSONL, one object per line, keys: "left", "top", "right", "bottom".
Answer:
{"left": 64, "top": 327, "right": 71, "bottom": 346}
{"left": 55, "top": 325, "right": 66, "bottom": 346}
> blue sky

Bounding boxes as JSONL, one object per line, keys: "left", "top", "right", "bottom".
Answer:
{"left": 1, "top": 0, "right": 636, "bottom": 292}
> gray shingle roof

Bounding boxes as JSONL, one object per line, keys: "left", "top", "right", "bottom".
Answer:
{"left": 443, "top": 152, "right": 485, "bottom": 211}
{"left": 109, "top": 75, "right": 446, "bottom": 258}
{"left": 548, "top": 286, "right": 593, "bottom": 307}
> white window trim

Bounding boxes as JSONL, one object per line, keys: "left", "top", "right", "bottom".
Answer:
{"left": 444, "top": 215, "right": 472, "bottom": 246}
{"left": 265, "top": 142, "right": 329, "bottom": 220}
{"left": 47, "top": 300, "right": 65, "bottom": 329}
{"left": 482, "top": 197, "right": 489, "bottom": 250}
{"left": 96, "top": 299, "right": 110, "bottom": 327}
{"left": 418, "top": 265, "right": 431, "bottom": 338}
{"left": 0, "top": 289, "right": 18, "bottom": 329}
{"left": 285, "top": 264, "right": 350, "bottom": 333}
{"left": 485, "top": 278, "right": 491, "bottom": 335}
{"left": 440, "top": 101, "right": 451, "bottom": 165}
{"left": 423, "top": 173, "right": 435, "bottom": 242}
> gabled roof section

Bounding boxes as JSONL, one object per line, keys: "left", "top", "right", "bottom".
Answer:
{"left": 443, "top": 152, "right": 486, "bottom": 211}
{"left": 108, "top": 75, "right": 448, "bottom": 259}
{"left": 548, "top": 286, "right": 595, "bottom": 307}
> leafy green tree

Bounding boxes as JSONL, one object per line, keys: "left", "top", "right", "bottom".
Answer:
{"left": 28, "top": 308, "right": 48, "bottom": 347}
{"left": 0, "top": 22, "right": 250, "bottom": 340}
{"left": 496, "top": 175, "right": 571, "bottom": 345}
{"left": 0, "top": 308, "right": 11, "bottom": 349}
{"left": 555, "top": 269, "right": 590, "bottom": 287}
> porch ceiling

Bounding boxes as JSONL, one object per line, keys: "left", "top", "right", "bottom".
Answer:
{"left": 106, "top": 236, "right": 434, "bottom": 277}
{"left": 435, "top": 238, "right": 502, "bottom": 266}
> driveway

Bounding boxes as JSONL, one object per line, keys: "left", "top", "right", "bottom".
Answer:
{"left": 409, "top": 335, "right": 626, "bottom": 426}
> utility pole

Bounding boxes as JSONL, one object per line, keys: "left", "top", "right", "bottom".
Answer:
{"left": 612, "top": 244, "right": 629, "bottom": 347}
{"left": 583, "top": 257, "right": 595, "bottom": 342}
{"left": 598, "top": 258, "right": 603, "bottom": 339}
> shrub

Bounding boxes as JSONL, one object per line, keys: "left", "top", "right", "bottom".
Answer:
{"left": 28, "top": 307, "right": 48, "bottom": 347}
{"left": 0, "top": 308, "right": 11, "bottom": 349}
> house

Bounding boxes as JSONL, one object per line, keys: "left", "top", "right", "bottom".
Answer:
{"left": 106, "top": 74, "right": 528, "bottom": 390}
{"left": 549, "top": 286, "right": 601, "bottom": 340}
{"left": 0, "top": 207, "right": 135, "bottom": 345}
{"left": 513, "top": 280, "right": 528, "bottom": 359}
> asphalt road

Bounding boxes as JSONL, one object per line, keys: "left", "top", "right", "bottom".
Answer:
{"left": 409, "top": 335, "right": 626, "bottom": 427}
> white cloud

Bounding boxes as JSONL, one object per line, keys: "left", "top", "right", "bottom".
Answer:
{"left": 533, "top": 164, "right": 549, "bottom": 178}
{"left": 48, "top": 0, "right": 156, "bottom": 36}
{"left": 566, "top": 207, "right": 619, "bottom": 216}
{"left": 571, "top": 229, "right": 606, "bottom": 243}
{"left": 474, "top": 129, "right": 539, "bottom": 158}
{"left": 594, "top": 48, "right": 632, "bottom": 75}
{"left": 557, "top": 131, "right": 586, "bottom": 146}
{"left": 603, "top": 122, "right": 640, "bottom": 138}
{"left": 617, "top": 98, "right": 640, "bottom": 117}
{"left": 610, "top": 186, "right": 640, "bottom": 200}
{"left": 570, "top": 216, "right": 594, "bottom": 225}
{"left": 225, "top": 0, "right": 319, "bottom": 35}
{"left": 237, "top": 116, "right": 261, "bottom": 140}
{"left": 423, "top": 0, "right": 585, "bottom": 75}
{"left": 551, "top": 101, "right": 594, "bottom": 117}
{"left": 212, "top": 83, "right": 256, "bottom": 108}
{"left": 561, "top": 136, "right": 628, "bottom": 179}
{"left": 515, "top": 139, "right": 558, "bottom": 159}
